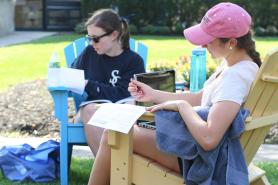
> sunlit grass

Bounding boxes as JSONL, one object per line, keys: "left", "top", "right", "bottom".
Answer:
{"left": 256, "top": 162, "right": 278, "bottom": 185}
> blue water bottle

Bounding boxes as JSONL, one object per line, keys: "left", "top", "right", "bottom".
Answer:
{"left": 189, "top": 47, "right": 206, "bottom": 92}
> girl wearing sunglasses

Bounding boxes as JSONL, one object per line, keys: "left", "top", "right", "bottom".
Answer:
{"left": 71, "top": 9, "right": 145, "bottom": 159}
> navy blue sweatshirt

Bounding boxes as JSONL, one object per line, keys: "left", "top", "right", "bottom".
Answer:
{"left": 71, "top": 45, "right": 145, "bottom": 102}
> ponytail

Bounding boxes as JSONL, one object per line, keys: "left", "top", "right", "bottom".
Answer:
{"left": 236, "top": 31, "right": 261, "bottom": 67}
{"left": 220, "top": 31, "right": 262, "bottom": 67}
{"left": 120, "top": 18, "right": 130, "bottom": 50}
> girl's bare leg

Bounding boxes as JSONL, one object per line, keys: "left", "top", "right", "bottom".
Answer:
{"left": 80, "top": 103, "right": 104, "bottom": 155}
{"left": 88, "top": 129, "right": 110, "bottom": 185}
{"left": 87, "top": 125, "right": 180, "bottom": 185}
{"left": 133, "top": 125, "right": 180, "bottom": 172}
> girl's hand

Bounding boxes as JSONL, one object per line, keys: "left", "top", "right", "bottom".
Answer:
{"left": 128, "top": 79, "right": 155, "bottom": 102}
{"left": 147, "top": 100, "right": 188, "bottom": 112}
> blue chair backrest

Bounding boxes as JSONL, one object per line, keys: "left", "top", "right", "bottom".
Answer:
{"left": 129, "top": 38, "right": 136, "bottom": 51}
{"left": 64, "top": 37, "right": 148, "bottom": 111}
{"left": 64, "top": 37, "right": 88, "bottom": 67}
{"left": 64, "top": 37, "right": 147, "bottom": 68}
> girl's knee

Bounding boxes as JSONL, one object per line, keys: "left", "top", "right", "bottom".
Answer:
{"left": 81, "top": 103, "right": 98, "bottom": 115}
{"left": 80, "top": 103, "right": 98, "bottom": 123}
{"left": 100, "top": 129, "right": 109, "bottom": 145}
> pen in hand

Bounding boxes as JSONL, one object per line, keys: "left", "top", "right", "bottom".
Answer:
{"left": 129, "top": 78, "right": 143, "bottom": 97}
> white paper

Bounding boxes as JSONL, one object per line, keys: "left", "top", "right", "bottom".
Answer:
{"left": 47, "top": 68, "right": 85, "bottom": 94}
{"left": 88, "top": 103, "right": 146, "bottom": 134}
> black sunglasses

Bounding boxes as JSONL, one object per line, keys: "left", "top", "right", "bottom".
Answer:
{"left": 86, "top": 31, "right": 113, "bottom": 43}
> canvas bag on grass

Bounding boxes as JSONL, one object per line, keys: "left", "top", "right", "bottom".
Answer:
{"left": 0, "top": 140, "right": 59, "bottom": 182}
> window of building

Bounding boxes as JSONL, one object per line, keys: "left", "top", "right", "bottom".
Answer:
{"left": 45, "top": 0, "right": 81, "bottom": 30}
{"left": 15, "top": 0, "right": 43, "bottom": 29}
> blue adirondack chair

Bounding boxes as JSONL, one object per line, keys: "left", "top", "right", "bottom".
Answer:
{"left": 48, "top": 37, "right": 148, "bottom": 185}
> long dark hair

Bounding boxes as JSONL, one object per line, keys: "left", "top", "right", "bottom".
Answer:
{"left": 220, "top": 31, "right": 261, "bottom": 67}
{"left": 85, "top": 9, "right": 130, "bottom": 50}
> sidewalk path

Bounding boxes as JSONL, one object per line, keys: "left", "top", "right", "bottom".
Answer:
{"left": 0, "top": 136, "right": 277, "bottom": 162}
{"left": 0, "top": 31, "right": 57, "bottom": 47}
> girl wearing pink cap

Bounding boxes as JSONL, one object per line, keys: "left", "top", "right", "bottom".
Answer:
{"left": 88, "top": 3, "right": 261, "bottom": 185}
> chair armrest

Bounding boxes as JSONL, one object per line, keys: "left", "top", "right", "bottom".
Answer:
{"left": 108, "top": 129, "right": 133, "bottom": 185}
{"left": 48, "top": 86, "right": 70, "bottom": 123}
{"left": 106, "top": 110, "right": 155, "bottom": 185}
{"left": 245, "top": 113, "right": 278, "bottom": 131}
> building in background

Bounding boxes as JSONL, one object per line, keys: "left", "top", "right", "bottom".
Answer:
{"left": 15, "top": 0, "right": 81, "bottom": 31}
{"left": 0, "top": 0, "right": 15, "bottom": 36}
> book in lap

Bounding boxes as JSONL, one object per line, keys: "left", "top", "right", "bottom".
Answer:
{"left": 79, "top": 96, "right": 135, "bottom": 107}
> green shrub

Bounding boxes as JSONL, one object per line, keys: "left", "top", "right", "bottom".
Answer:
{"left": 129, "top": 24, "right": 138, "bottom": 34}
{"left": 172, "top": 23, "right": 184, "bottom": 34}
{"left": 140, "top": 25, "right": 171, "bottom": 35}
{"left": 156, "top": 26, "right": 171, "bottom": 35}
{"left": 79, "top": 1, "right": 277, "bottom": 36}
{"left": 265, "top": 25, "right": 278, "bottom": 36}
{"left": 254, "top": 27, "right": 266, "bottom": 36}
{"left": 74, "top": 21, "right": 87, "bottom": 34}
{"left": 141, "top": 25, "right": 156, "bottom": 34}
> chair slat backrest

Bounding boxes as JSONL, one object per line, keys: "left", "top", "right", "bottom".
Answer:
{"left": 241, "top": 47, "right": 278, "bottom": 164}
{"left": 64, "top": 37, "right": 88, "bottom": 67}
{"left": 64, "top": 43, "right": 75, "bottom": 67}
{"left": 244, "top": 48, "right": 278, "bottom": 116}
{"left": 74, "top": 37, "right": 88, "bottom": 57}
{"left": 137, "top": 42, "right": 148, "bottom": 68}
{"left": 64, "top": 37, "right": 147, "bottom": 68}
{"left": 129, "top": 38, "right": 136, "bottom": 51}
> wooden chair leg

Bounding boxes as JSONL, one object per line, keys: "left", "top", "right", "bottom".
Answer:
{"left": 108, "top": 130, "right": 133, "bottom": 185}
{"left": 250, "top": 175, "right": 271, "bottom": 185}
{"left": 248, "top": 163, "right": 271, "bottom": 185}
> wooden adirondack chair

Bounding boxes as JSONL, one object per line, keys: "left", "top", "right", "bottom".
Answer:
{"left": 107, "top": 47, "right": 278, "bottom": 185}
{"left": 48, "top": 37, "right": 148, "bottom": 185}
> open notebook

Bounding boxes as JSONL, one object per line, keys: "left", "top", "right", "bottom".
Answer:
{"left": 134, "top": 70, "right": 176, "bottom": 129}
{"left": 79, "top": 96, "right": 134, "bottom": 107}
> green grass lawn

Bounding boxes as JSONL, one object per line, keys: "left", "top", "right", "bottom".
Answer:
{"left": 256, "top": 162, "right": 278, "bottom": 185}
{"left": 0, "top": 33, "right": 277, "bottom": 92}
{"left": 0, "top": 158, "right": 276, "bottom": 185}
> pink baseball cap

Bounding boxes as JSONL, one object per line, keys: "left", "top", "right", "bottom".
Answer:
{"left": 183, "top": 2, "right": 251, "bottom": 45}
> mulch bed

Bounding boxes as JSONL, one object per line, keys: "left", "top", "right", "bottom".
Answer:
{"left": 0, "top": 79, "right": 277, "bottom": 144}
{"left": 0, "top": 79, "right": 74, "bottom": 138}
